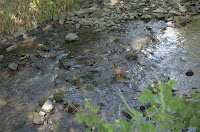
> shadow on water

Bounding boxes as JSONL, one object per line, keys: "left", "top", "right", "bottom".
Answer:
{"left": 0, "top": 18, "right": 200, "bottom": 131}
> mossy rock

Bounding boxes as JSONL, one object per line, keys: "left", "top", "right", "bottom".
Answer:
{"left": 8, "top": 63, "right": 18, "bottom": 70}
{"left": 54, "top": 93, "right": 64, "bottom": 103}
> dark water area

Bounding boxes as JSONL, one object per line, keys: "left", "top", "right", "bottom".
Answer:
{"left": 0, "top": 19, "right": 200, "bottom": 131}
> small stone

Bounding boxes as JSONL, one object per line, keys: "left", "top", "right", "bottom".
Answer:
{"left": 116, "top": 7, "right": 122, "bottom": 14}
{"left": 59, "top": 85, "right": 69, "bottom": 93}
{"left": 65, "top": 33, "right": 79, "bottom": 41}
{"left": 185, "top": 70, "right": 194, "bottom": 76}
{"left": 153, "top": 13, "right": 165, "bottom": 19}
{"left": 54, "top": 93, "right": 63, "bottom": 103}
{"left": 57, "top": 104, "right": 65, "bottom": 111}
{"left": 42, "top": 25, "right": 53, "bottom": 31}
{"left": 141, "top": 14, "right": 152, "bottom": 20}
{"left": 42, "top": 100, "right": 54, "bottom": 112}
{"left": 75, "top": 23, "right": 81, "bottom": 29}
{"left": 37, "top": 44, "right": 49, "bottom": 51}
{"left": 169, "top": 10, "right": 182, "bottom": 16}
{"left": 59, "top": 13, "right": 65, "bottom": 25}
{"left": 32, "top": 112, "right": 44, "bottom": 125}
{"left": 9, "top": 63, "right": 18, "bottom": 70}
{"left": 13, "top": 30, "right": 26, "bottom": 38}
{"left": 0, "top": 55, "right": 4, "bottom": 62}
{"left": 114, "top": 18, "right": 121, "bottom": 24}
{"left": 125, "top": 54, "right": 138, "bottom": 61}
{"left": 6, "top": 45, "right": 18, "bottom": 52}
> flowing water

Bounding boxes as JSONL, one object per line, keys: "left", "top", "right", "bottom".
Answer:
{"left": 0, "top": 18, "right": 200, "bottom": 131}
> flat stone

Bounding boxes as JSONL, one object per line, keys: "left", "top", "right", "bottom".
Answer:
{"left": 0, "top": 55, "right": 4, "bottom": 62}
{"left": 6, "top": 45, "right": 18, "bottom": 52}
{"left": 65, "top": 33, "right": 79, "bottom": 41}
{"left": 37, "top": 44, "right": 49, "bottom": 51}
{"left": 42, "top": 100, "right": 54, "bottom": 112}
{"left": 8, "top": 63, "right": 18, "bottom": 70}
{"left": 74, "top": 7, "right": 102, "bottom": 17}
{"left": 32, "top": 112, "right": 44, "bottom": 125}
{"left": 42, "top": 25, "right": 53, "bottom": 31}
{"left": 153, "top": 13, "right": 165, "bottom": 19}
{"left": 114, "top": 18, "right": 121, "bottom": 24}
{"left": 130, "top": 37, "right": 151, "bottom": 52}
{"left": 169, "top": 10, "right": 182, "bottom": 16}
{"left": 141, "top": 14, "right": 152, "bottom": 20}
{"left": 153, "top": 7, "right": 167, "bottom": 13}
{"left": 116, "top": 7, "right": 122, "bottom": 14}
{"left": 13, "top": 30, "right": 26, "bottom": 38}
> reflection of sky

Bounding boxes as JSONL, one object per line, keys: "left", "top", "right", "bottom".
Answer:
{"left": 153, "top": 21, "right": 200, "bottom": 94}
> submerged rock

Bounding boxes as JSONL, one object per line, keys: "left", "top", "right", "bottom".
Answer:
{"left": 37, "top": 44, "right": 50, "bottom": 51}
{"left": 125, "top": 54, "right": 138, "bottom": 61}
{"left": 8, "top": 63, "right": 18, "bottom": 70}
{"left": 65, "top": 33, "right": 79, "bottom": 41}
{"left": 185, "top": 70, "right": 194, "bottom": 76}
{"left": 32, "top": 112, "right": 44, "bottom": 125}
{"left": 130, "top": 37, "right": 151, "bottom": 52}
{"left": 174, "top": 16, "right": 187, "bottom": 27}
{"left": 38, "top": 97, "right": 49, "bottom": 106}
{"left": 42, "top": 100, "right": 54, "bottom": 112}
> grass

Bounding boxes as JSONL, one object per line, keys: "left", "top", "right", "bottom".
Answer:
{"left": 0, "top": 0, "right": 74, "bottom": 36}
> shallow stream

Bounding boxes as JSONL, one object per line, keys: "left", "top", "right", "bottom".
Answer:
{"left": 0, "top": 19, "right": 200, "bottom": 131}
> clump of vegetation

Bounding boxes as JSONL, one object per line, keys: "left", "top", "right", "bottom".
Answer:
{"left": 0, "top": 0, "right": 74, "bottom": 35}
{"left": 76, "top": 79, "right": 200, "bottom": 132}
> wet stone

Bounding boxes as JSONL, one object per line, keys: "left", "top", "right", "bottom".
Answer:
{"left": 42, "top": 100, "right": 54, "bottom": 112}
{"left": 54, "top": 93, "right": 64, "bottom": 103}
{"left": 32, "top": 112, "right": 44, "bottom": 125}
{"left": 125, "top": 54, "right": 138, "bottom": 61}
{"left": 37, "top": 44, "right": 50, "bottom": 51}
{"left": 6, "top": 45, "right": 18, "bottom": 52}
{"left": 65, "top": 33, "right": 79, "bottom": 41}
{"left": 42, "top": 25, "right": 53, "bottom": 31}
{"left": 8, "top": 63, "right": 18, "bottom": 70}
{"left": 185, "top": 70, "right": 194, "bottom": 76}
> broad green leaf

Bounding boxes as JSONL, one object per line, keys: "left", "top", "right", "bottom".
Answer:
{"left": 148, "top": 107, "right": 156, "bottom": 113}
{"left": 146, "top": 122, "right": 156, "bottom": 132}
{"left": 76, "top": 113, "right": 86, "bottom": 123}
{"left": 119, "top": 118, "right": 134, "bottom": 132}
{"left": 190, "top": 118, "right": 200, "bottom": 127}
{"left": 160, "top": 123, "right": 168, "bottom": 130}
{"left": 169, "top": 99, "right": 177, "bottom": 112}
{"left": 86, "top": 128, "right": 91, "bottom": 132}
{"left": 91, "top": 107, "right": 99, "bottom": 114}
{"left": 139, "top": 94, "right": 148, "bottom": 103}
{"left": 102, "top": 123, "right": 116, "bottom": 132}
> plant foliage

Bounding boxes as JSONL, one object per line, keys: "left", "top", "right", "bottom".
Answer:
{"left": 76, "top": 80, "right": 200, "bottom": 132}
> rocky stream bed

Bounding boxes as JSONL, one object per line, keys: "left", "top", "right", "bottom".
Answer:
{"left": 0, "top": 0, "right": 200, "bottom": 131}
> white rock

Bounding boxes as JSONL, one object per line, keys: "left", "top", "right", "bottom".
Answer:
{"left": 65, "top": 33, "right": 79, "bottom": 41}
{"left": 42, "top": 100, "right": 54, "bottom": 112}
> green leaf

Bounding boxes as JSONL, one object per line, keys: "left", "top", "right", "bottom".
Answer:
{"left": 146, "top": 122, "right": 156, "bottom": 132}
{"left": 160, "top": 123, "right": 168, "bottom": 130}
{"left": 119, "top": 118, "right": 134, "bottom": 132}
{"left": 76, "top": 112, "right": 86, "bottom": 123}
{"left": 148, "top": 107, "right": 157, "bottom": 113}
{"left": 190, "top": 118, "right": 200, "bottom": 127}
{"left": 139, "top": 94, "right": 148, "bottom": 103}
{"left": 169, "top": 99, "right": 177, "bottom": 112}
{"left": 91, "top": 107, "right": 99, "bottom": 114}
{"left": 86, "top": 128, "right": 91, "bottom": 132}
{"left": 102, "top": 123, "right": 116, "bottom": 132}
